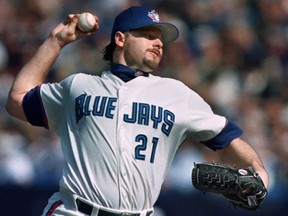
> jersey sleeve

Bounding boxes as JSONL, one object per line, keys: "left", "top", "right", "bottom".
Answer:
{"left": 201, "top": 119, "right": 243, "bottom": 150}
{"left": 22, "top": 75, "right": 76, "bottom": 130}
{"left": 22, "top": 86, "right": 48, "bottom": 128}
{"left": 39, "top": 74, "right": 76, "bottom": 131}
{"left": 185, "top": 90, "right": 242, "bottom": 150}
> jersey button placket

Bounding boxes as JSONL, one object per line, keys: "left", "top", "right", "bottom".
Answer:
{"left": 118, "top": 84, "right": 133, "bottom": 208}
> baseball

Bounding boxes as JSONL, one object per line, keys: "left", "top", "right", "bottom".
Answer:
{"left": 77, "top": 12, "right": 96, "bottom": 32}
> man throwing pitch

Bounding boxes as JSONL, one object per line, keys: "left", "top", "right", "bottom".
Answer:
{"left": 6, "top": 6, "right": 268, "bottom": 216}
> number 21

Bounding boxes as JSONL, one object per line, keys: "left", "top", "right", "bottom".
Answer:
{"left": 135, "top": 134, "right": 159, "bottom": 163}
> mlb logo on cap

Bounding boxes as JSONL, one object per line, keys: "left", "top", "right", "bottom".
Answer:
{"left": 111, "top": 6, "right": 179, "bottom": 44}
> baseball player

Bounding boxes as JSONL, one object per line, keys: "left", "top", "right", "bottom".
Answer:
{"left": 6, "top": 6, "right": 268, "bottom": 216}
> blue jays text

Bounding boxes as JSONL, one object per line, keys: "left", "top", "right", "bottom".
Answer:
{"left": 75, "top": 94, "right": 175, "bottom": 137}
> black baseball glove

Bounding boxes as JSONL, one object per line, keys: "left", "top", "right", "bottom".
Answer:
{"left": 191, "top": 163, "right": 267, "bottom": 210}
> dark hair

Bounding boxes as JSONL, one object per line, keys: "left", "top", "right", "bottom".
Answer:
{"left": 102, "top": 41, "right": 116, "bottom": 62}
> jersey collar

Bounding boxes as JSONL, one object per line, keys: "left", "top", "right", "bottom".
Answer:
{"left": 110, "top": 63, "right": 149, "bottom": 82}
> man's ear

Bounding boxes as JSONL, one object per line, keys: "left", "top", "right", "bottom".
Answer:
{"left": 114, "top": 31, "right": 126, "bottom": 47}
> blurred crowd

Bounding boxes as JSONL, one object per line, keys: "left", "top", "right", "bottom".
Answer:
{"left": 0, "top": 0, "right": 288, "bottom": 202}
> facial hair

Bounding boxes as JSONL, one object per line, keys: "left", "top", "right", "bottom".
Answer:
{"left": 143, "top": 57, "right": 159, "bottom": 71}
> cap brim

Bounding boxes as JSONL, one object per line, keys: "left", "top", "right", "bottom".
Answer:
{"left": 135, "top": 22, "right": 179, "bottom": 44}
{"left": 153, "top": 23, "right": 179, "bottom": 43}
{"left": 114, "top": 22, "right": 179, "bottom": 44}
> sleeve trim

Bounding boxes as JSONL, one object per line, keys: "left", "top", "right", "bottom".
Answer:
{"left": 22, "top": 86, "right": 49, "bottom": 129}
{"left": 201, "top": 119, "right": 243, "bottom": 151}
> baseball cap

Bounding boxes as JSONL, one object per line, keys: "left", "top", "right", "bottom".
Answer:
{"left": 111, "top": 6, "right": 179, "bottom": 44}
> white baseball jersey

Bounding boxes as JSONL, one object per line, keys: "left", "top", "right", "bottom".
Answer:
{"left": 23, "top": 63, "right": 242, "bottom": 212}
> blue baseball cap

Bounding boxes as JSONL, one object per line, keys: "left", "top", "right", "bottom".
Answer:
{"left": 111, "top": 6, "right": 179, "bottom": 44}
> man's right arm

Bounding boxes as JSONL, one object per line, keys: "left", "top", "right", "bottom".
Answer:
{"left": 6, "top": 14, "right": 99, "bottom": 121}
{"left": 6, "top": 37, "right": 62, "bottom": 121}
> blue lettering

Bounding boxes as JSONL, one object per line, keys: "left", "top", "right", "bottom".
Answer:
{"left": 84, "top": 95, "right": 91, "bottom": 116}
{"left": 75, "top": 94, "right": 86, "bottom": 123}
{"left": 124, "top": 102, "right": 137, "bottom": 123}
{"left": 123, "top": 102, "right": 175, "bottom": 136}
{"left": 162, "top": 110, "right": 175, "bottom": 136}
{"left": 105, "top": 98, "right": 117, "bottom": 119}
{"left": 135, "top": 134, "right": 147, "bottom": 161}
{"left": 75, "top": 96, "right": 175, "bottom": 137}
{"left": 138, "top": 103, "right": 150, "bottom": 125}
{"left": 151, "top": 105, "right": 162, "bottom": 129}
{"left": 92, "top": 96, "right": 107, "bottom": 116}
{"left": 75, "top": 95, "right": 117, "bottom": 122}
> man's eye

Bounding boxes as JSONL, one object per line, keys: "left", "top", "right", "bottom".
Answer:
{"left": 145, "top": 34, "right": 156, "bottom": 40}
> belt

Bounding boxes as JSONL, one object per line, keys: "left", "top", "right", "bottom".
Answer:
{"left": 76, "top": 198, "right": 153, "bottom": 216}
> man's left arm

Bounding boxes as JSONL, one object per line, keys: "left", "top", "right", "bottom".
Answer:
{"left": 217, "top": 137, "right": 269, "bottom": 189}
